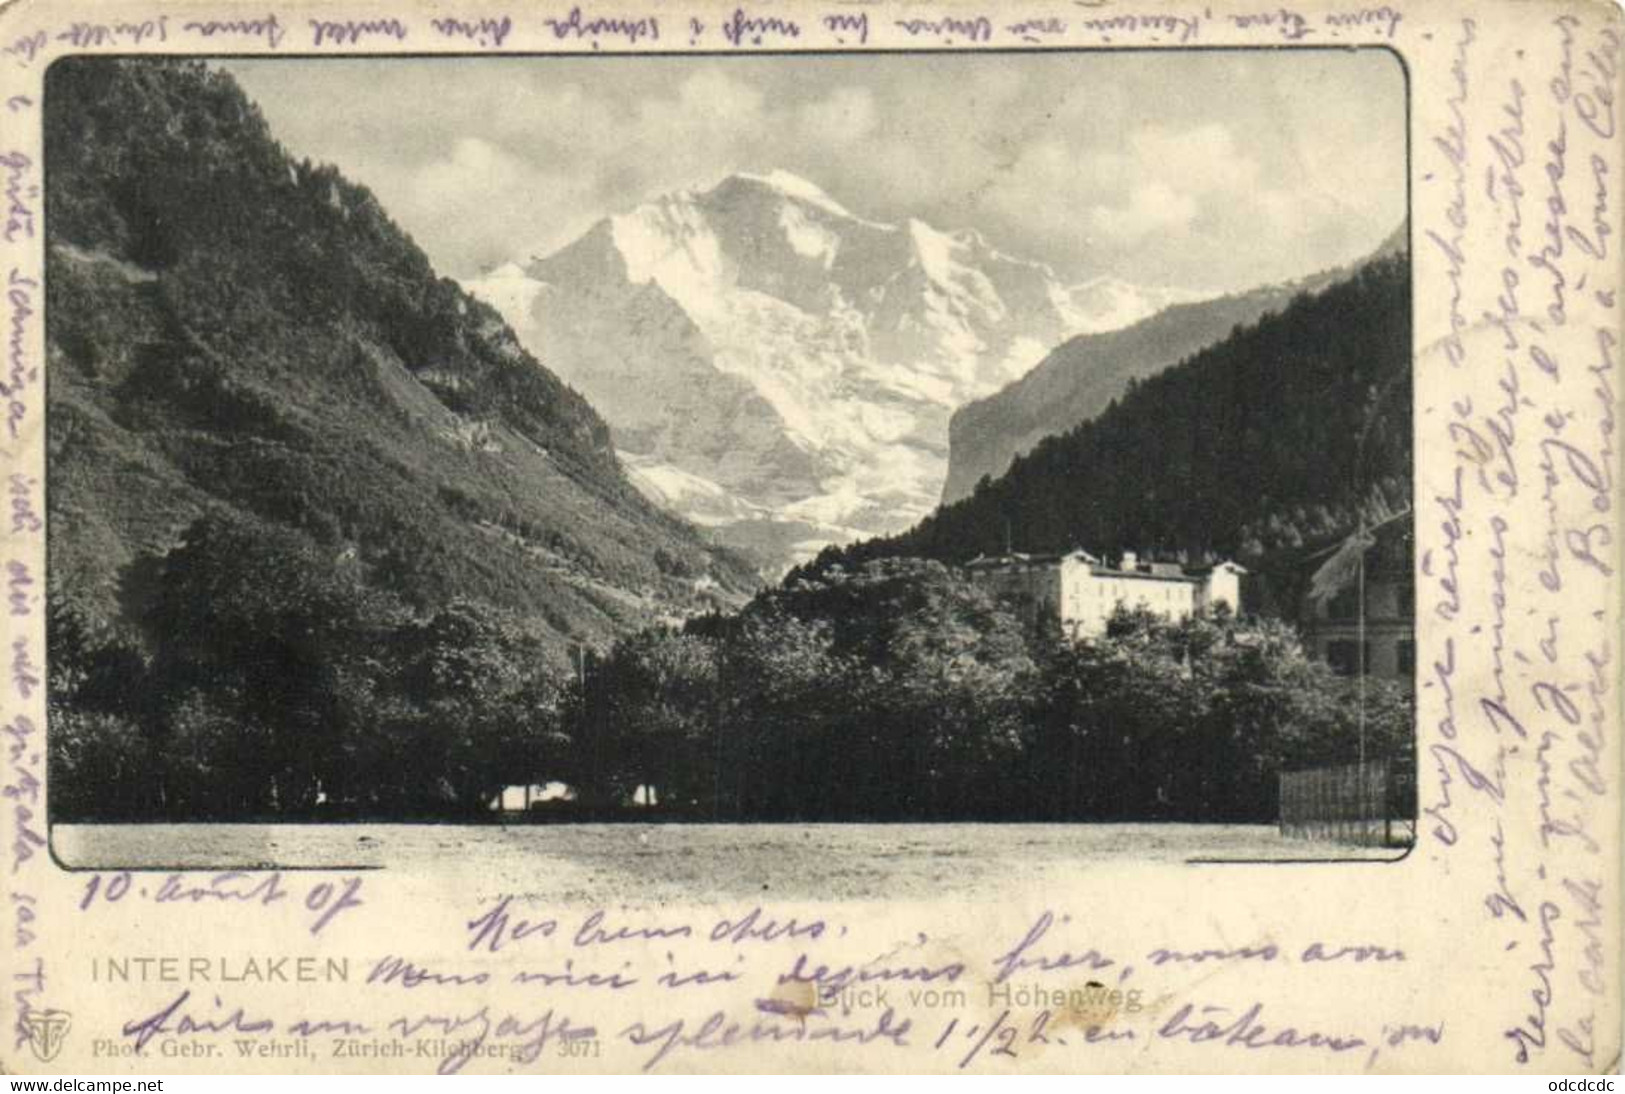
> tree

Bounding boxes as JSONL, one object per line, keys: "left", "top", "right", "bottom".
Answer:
{"left": 393, "top": 600, "right": 570, "bottom": 814}
{"left": 1184, "top": 614, "right": 1329, "bottom": 820}
{"left": 49, "top": 708, "right": 154, "bottom": 820}
{"left": 141, "top": 512, "right": 405, "bottom": 813}
{"left": 745, "top": 559, "right": 1035, "bottom": 820}
{"left": 1032, "top": 606, "right": 1198, "bottom": 819}
{"left": 718, "top": 610, "right": 845, "bottom": 819}
{"left": 576, "top": 628, "right": 721, "bottom": 812}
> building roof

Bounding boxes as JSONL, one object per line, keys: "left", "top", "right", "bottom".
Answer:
{"left": 965, "top": 548, "right": 1098, "bottom": 569}
{"left": 1185, "top": 560, "right": 1248, "bottom": 574}
{"left": 966, "top": 549, "right": 1243, "bottom": 584}
{"left": 1088, "top": 566, "right": 1201, "bottom": 584}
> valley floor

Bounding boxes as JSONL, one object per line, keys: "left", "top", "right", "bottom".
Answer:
{"left": 55, "top": 822, "right": 1407, "bottom": 903}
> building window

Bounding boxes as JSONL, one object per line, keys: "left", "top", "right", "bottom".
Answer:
{"left": 1394, "top": 574, "right": 1415, "bottom": 619}
{"left": 1326, "top": 639, "right": 1373, "bottom": 676}
{"left": 1328, "top": 586, "right": 1360, "bottom": 621}
{"left": 1396, "top": 639, "right": 1416, "bottom": 678}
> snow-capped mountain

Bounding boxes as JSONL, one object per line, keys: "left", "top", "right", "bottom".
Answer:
{"left": 466, "top": 170, "right": 1203, "bottom": 574}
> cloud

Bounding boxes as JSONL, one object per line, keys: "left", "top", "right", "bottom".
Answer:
{"left": 489, "top": 81, "right": 618, "bottom": 149}
{"left": 650, "top": 66, "right": 765, "bottom": 134}
{"left": 224, "top": 53, "right": 1405, "bottom": 291}
{"left": 1086, "top": 182, "right": 1200, "bottom": 246}
{"left": 1128, "top": 124, "right": 1259, "bottom": 194}
{"left": 797, "top": 87, "right": 878, "bottom": 146}
{"left": 412, "top": 137, "right": 523, "bottom": 204}
{"left": 387, "top": 138, "right": 574, "bottom": 272}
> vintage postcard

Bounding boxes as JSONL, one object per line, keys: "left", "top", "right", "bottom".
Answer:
{"left": 0, "top": 0, "right": 1619, "bottom": 1075}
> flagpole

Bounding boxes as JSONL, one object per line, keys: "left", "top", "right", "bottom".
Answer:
{"left": 1357, "top": 504, "right": 1368, "bottom": 844}
{"left": 1355, "top": 399, "right": 1374, "bottom": 846}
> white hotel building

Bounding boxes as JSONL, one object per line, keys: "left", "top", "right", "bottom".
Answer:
{"left": 964, "top": 549, "right": 1245, "bottom": 638}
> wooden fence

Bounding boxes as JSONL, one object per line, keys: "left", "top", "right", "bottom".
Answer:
{"left": 1279, "top": 759, "right": 1413, "bottom": 846}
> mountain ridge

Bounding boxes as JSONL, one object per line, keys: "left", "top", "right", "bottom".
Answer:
{"left": 467, "top": 169, "right": 1207, "bottom": 574}
{"left": 45, "top": 57, "right": 757, "bottom": 662}
{"left": 941, "top": 223, "right": 1408, "bottom": 503}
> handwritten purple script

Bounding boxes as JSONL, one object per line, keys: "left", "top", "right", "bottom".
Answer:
{"left": 1417, "top": 9, "right": 1618, "bottom": 1072}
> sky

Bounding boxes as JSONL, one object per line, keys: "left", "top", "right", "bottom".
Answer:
{"left": 225, "top": 51, "right": 1406, "bottom": 293}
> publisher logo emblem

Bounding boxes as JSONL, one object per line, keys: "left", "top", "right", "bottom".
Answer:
{"left": 24, "top": 1009, "right": 72, "bottom": 1062}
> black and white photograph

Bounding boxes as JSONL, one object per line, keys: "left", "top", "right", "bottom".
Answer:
{"left": 9, "top": 0, "right": 1620, "bottom": 1077}
{"left": 44, "top": 49, "right": 1415, "bottom": 882}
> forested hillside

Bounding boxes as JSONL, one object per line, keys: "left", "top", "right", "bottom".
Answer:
{"left": 47, "top": 59, "right": 754, "bottom": 644}
{"left": 941, "top": 226, "right": 1405, "bottom": 502}
{"left": 45, "top": 59, "right": 756, "bottom": 818}
{"left": 802, "top": 252, "right": 1411, "bottom": 582}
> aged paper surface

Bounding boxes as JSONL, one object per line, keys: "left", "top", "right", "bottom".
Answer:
{"left": 1, "top": 0, "right": 1620, "bottom": 1074}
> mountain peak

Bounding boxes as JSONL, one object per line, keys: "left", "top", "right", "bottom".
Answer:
{"left": 721, "top": 169, "right": 856, "bottom": 219}
{"left": 470, "top": 167, "right": 1215, "bottom": 575}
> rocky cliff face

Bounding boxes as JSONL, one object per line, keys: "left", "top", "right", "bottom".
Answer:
{"left": 940, "top": 225, "right": 1407, "bottom": 504}
{"left": 467, "top": 170, "right": 1201, "bottom": 574}
{"left": 46, "top": 58, "right": 756, "bottom": 655}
